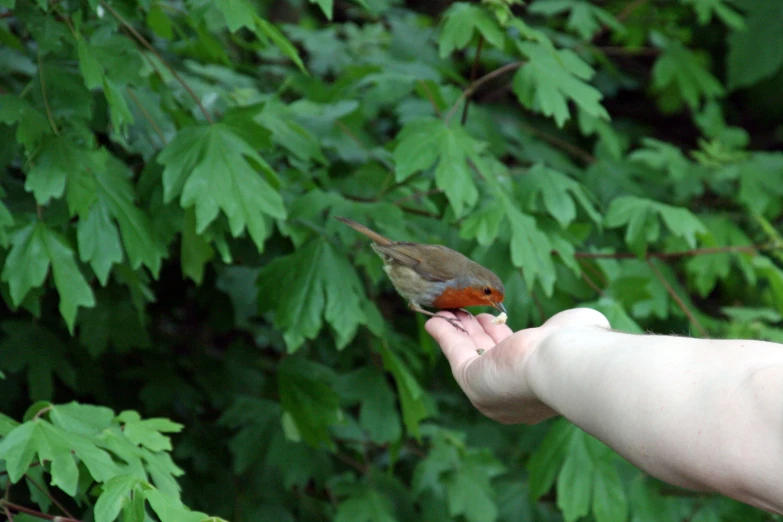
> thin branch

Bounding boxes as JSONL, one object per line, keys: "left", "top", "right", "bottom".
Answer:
{"left": 3, "top": 505, "right": 13, "bottom": 522}
{"left": 520, "top": 122, "right": 596, "bottom": 164}
{"left": 444, "top": 61, "right": 524, "bottom": 124}
{"left": 580, "top": 270, "right": 605, "bottom": 296}
{"left": 573, "top": 243, "right": 779, "bottom": 260}
{"left": 99, "top": 0, "right": 213, "bottom": 123}
{"left": 1, "top": 501, "right": 82, "bottom": 522}
{"left": 417, "top": 80, "right": 442, "bottom": 117}
{"left": 126, "top": 87, "right": 167, "bottom": 145}
{"left": 25, "top": 473, "right": 75, "bottom": 520}
{"left": 37, "top": 53, "right": 58, "bottom": 136}
{"left": 392, "top": 188, "right": 442, "bottom": 206}
{"left": 591, "top": 0, "right": 649, "bottom": 42}
{"left": 461, "top": 36, "right": 484, "bottom": 126}
{"left": 32, "top": 406, "right": 52, "bottom": 421}
{"left": 334, "top": 452, "right": 367, "bottom": 474}
{"left": 647, "top": 259, "right": 708, "bottom": 338}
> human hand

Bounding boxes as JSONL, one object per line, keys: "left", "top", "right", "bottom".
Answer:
{"left": 426, "top": 308, "right": 611, "bottom": 424}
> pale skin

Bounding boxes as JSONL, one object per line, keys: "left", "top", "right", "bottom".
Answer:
{"left": 425, "top": 308, "right": 783, "bottom": 514}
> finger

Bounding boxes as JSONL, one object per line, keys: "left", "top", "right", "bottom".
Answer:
{"left": 543, "top": 307, "right": 610, "bottom": 330}
{"left": 425, "top": 314, "right": 480, "bottom": 370}
{"left": 475, "top": 313, "right": 514, "bottom": 344}
{"left": 451, "top": 311, "right": 501, "bottom": 351}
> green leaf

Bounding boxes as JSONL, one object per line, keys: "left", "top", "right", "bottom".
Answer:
{"left": 378, "top": 341, "right": 428, "bottom": 437}
{"left": 682, "top": 0, "right": 744, "bottom": 29}
{"left": 335, "top": 489, "right": 397, "bottom": 522}
{"left": 334, "top": 367, "right": 402, "bottom": 444}
{"left": 513, "top": 42, "right": 609, "bottom": 127}
{"left": 78, "top": 199, "right": 124, "bottom": 285}
{"left": 504, "top": 201, "right": 557, "bottom": 295}
{"left": 144, "top": 487, "right": 208, "bottom": 522}
{"left": 518, "top": 163, "right": 601, "bottom": 227}
{"left": 439, "top": 3, "right": 506, "bottom": 57}
{"left": 181, "top": 207, "right": 213, "bottom": 284}
{"left": 256, "top": 17, "right": 307, "bottom": 73}
{"left": 727, "top": 0, "right": 783, "bottom": 89}
{"left": 25, "top": 135, "right": 93, "bottom": 206}
{"left": 94, "top": 474, "right": 141, "bottom": 522}
{"left": 393, "top": 118, "right": 480, "bottom": 215}
{"left": 529, "top": 0, "right": 625, "bottom": 40}
{"left": 460, "top": 201, "right": 505, "bottom": 246}
{"left": 528, "top": 420, "right": 574, "bottom": 500}
{"left": 0, "top": 94, "right": 50, "bottom": 151}
{"left": 651, "top": 35, "right": 724, "bottom": 110}
{"left": 0, "top": 419, "right": 119, "bottom": 495}
{"left": 49, "top": 402, "right": 114, "bottom": 437}
{"left": 77, "top": 39, "right": 103, "bottom": 89}
{"left": 158, "top": 123, "right": 286, "bottom": 253}
{"left": 310, "top": 0, "right": 333, "bottom": 20}
{"left": 592, "top": 459, "right": 629, "bottom": 522}
{"left": 214, "top": 0, "right": 257, "bottom": 32}
{"left": 277, "top": 356, "right": 341, "bottom": 448}
{"left": 556, "top": 430, "right": 593, "bottom": 522}
{"left": 257, "top": 239, "right": 366, "bottom": 351}
{"left": 605, "top": 196, "right": 706, "bottom": 256}
{"left": 445, "top": 451, "right": 503, "bottom": 522}
{"left": 118, "top": 410, "right": 183, "bottom": 452}
{"left": 1, "top": 222, "right": 95, "bottom": 332}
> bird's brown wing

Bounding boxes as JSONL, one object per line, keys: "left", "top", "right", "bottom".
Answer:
{"left": 373, "top": 243, "right": 463, "bottom": 282}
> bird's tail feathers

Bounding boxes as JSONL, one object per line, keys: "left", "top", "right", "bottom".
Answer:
{"left": 334, "top": 216, "right": 393, "bottom": 245}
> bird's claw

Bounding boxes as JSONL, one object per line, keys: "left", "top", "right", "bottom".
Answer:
{"left": 435, "top": 314, "right": 468, "bottom": 334}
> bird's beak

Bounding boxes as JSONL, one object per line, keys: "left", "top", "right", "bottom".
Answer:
{"left": 492, "top": 301, "right": 507, "bottom": 314}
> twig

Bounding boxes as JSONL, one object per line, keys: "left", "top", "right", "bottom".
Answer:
{"left": 461, "top": 36, "right": 484, "bottom": 125}
{"left": 573, "top": 243, "right": 778, "bottom": 260}
{"left": 591, "top": 0, "right": 649, "bottom": 42}
{"left": 580, "top": 270, "right": 605, "bottom": 296}
{"left": 37, "top": 53, "right": 58, "bottom": 136}
{"left": 3, "top": 505, "right": 13, "bottom": 522}
{"left": 25, "top": 473, "right": 75, "bottom": 520}
{"left": 444, "top": 61, "right": 524, "bottom": 124}
{"left": 99, "top": 1, "right": 213, "bottom": 123}
{"left": 1, "top": 501, "right": 82, "bottom": 522}
{"left": 392, "top": 188, "right": 442, "bottom": 206}
{"left": 334, "top": 452, "right": 367, "bottom": 474}
{"left": 126, "top": 87, "right": 167, "bottom": 145}
{"left": 32, "top": 406, "right": 52, "bottom": 421}
{"left": 647, "top": 259, "right": 708, "bottom": 338}
{"left": 341, "top": 194, "right": 440, "bottom": 219}
{"left": 417, "top": 80, "right": 442, "bottom": 117}
{"left": 520, "top": 122, "right": 596, "bottom": 164}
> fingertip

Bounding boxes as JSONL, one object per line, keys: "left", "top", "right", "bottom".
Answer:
{"left": 475, "top": 313, "right": 514, "bottom": 341}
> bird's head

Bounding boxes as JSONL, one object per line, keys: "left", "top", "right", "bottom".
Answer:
{"left": 433, "top": 266, "right": 506, "bottom": 314}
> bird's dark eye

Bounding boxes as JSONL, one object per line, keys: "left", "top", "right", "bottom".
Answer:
{"left": 483, "top": 287, "right": 492, "bottom": 296}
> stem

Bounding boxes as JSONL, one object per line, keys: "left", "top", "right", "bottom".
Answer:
{"left": 37, "top": 53, "right": 59, "bottom": 136}
{"left": 25, "top": 473, "right": 75, "bottom": 520}
{"left": 519, "top": 122, "right": 596, "bottom": 164}
{"left": 647, "top": 259, "right": 708, "bottom": 338}
{"left": 32, "top": 406, "right": 52, "bottom": 421}
{"left": 573, "top": 242, "right": 778, "bottom": 260}
{"left": 461, "top": 36, "right": 484, "bottom": 126}
{"left": 1, "top": 501, "right": 82, "bottom": 522}
{"left": 444, "top": 61, "right": 524, "bottom": 124}
{"left": 126, "top": 87, "right": 167, "bottom": 144}
{"left": 99, "top": 1, "right": 213, "bottom": 123}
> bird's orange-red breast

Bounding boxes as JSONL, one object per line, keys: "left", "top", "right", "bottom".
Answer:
{"left": 335, "top": 217, "right": 506, "bottom": 330}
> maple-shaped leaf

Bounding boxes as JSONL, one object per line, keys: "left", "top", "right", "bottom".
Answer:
{"left": 727, "top": 0, "right": 782, "bottom": 89}
{"left": 94, "top": 474, "right": 142, "bottom": 522}
{"left": 682, "top": 0, "right": 744, "bottom": 29}
{"left": 158, "top": 123, "right": 286, "bottom": 253}
{"left": 257, "top": 239, "right": 366, "bottom": 352}
{"left": 393, "top": 117, "right": 481, "bottom": 216}
{"left": 513, "top": 41, "right": 609, "bottom": 127}
{"left": 651, "top": 35, "right": 724, "bottom": 110}
{"left": 504, "top": 198, "right": 557, "bottom": 295}
{"left": 528, "top": 0, "right": 625, "bottom": 40}
{"left": 335, "top": 489, "right": 397, "bottom": 522}
{"left": 277, "top": 356, "right": 340, "bottom": 448}
{"left": 1, "top": 222, "right": 95, "bottom": 332}
{"left": 0, "top": 94, "right": 51, "bottom": 152}
{"left": 517, "top": 163, "right": 601, "bottom": 228}
{"left": 24, "top": 133, "right": 97, "bottom": 206}
{"left": 0, "top": 419, "right": 119, "bottom": 495}
{"left": 686, "top": 216, "right": 754, "bottom": 297}
{"left": 377, "top": 340, "right": 429, "bottom": 437}
{"left": 605, "top": 196, "right": 706, "bottom": 256}
{"left": 438, "top": 2, "right": 506, "bottom": 57}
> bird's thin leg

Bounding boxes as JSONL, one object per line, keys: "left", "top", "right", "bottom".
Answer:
{"left": 409, "top": 303, "right": 468, "bottom": 334}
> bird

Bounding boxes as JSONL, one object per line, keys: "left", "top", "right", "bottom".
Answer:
{"left": 335, "top": 216, "right": 506, "bottom": 333}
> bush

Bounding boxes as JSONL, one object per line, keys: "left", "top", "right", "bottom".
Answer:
{"left": 1, "top": 0, "right": 782, "bottom": 520}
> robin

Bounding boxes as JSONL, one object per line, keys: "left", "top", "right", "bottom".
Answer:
{"left": 335, "top": 217, "right": 507, "bottom": 334}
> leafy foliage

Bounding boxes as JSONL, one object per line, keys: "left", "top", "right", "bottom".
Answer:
{"left": 0, "top": 0, "right": 782, "bottom": 521}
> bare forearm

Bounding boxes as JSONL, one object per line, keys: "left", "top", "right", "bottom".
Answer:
{"left": 527, "top": 328, "right": 783, "bottom": 512}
